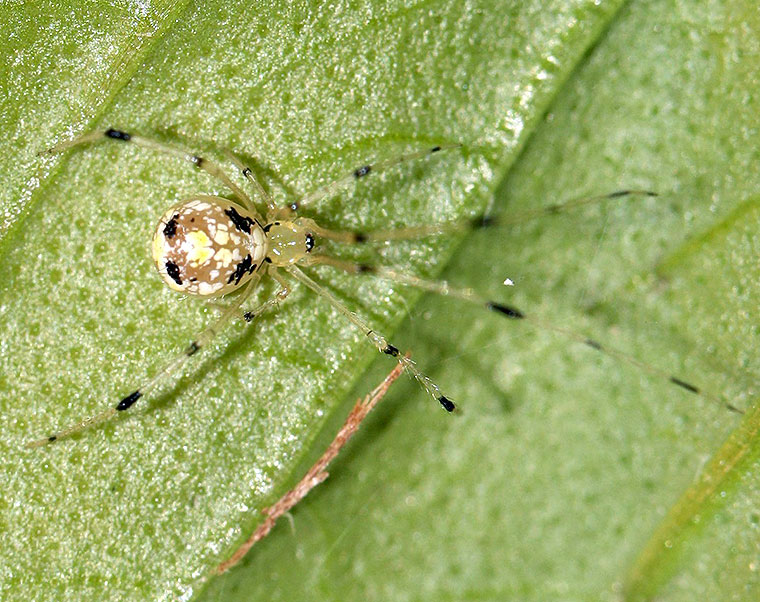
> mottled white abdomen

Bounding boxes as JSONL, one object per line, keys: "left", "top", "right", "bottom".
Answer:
{"left": 151, "top": 195, "right": 267, "bottom": 296}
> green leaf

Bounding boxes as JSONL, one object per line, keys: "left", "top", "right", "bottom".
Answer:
{"left": 3, "top": 1, "right": 758, "bottom": 601}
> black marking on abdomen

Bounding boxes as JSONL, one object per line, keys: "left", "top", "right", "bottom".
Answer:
{"left": 354, "top": 165, "right": 371, "bottom": 178}
{"left": 163, "top": 215, "right": 179, "bottom": 238}
{"left": 117, "top": 390, "right": 142, "bottom": 411}
{"left": 225, "top": 206, "right": 255, "bottom": 234}
{"left": 186, "top": 341, "right": 200, "bottom": 356}
{"left": 105, "top": 129, "right": 131, "bottom": 141}
{"left": 48, "top": 435, "right": 57, "bottom": 442}
{"left": 431, "top": 146, "right": 442, "bottom": 152}
{"left": 165, "top": 261, "right": 182, "bottom": 285}
{"left": 438, "top": 396, "right": 456, "bottom": 412}
{"left": 305, "top": 233, "right": 315, "bottom": 253}
{"left": 243, "top": 311, "right": 255, "bottom": 322}
{"left": 486, "top": 302, "right": 524, "bottom": 319}
{"left": 670, "top": 377, "right": 699, "bottom": 394}
{"left": 228, "top": 254, "right": 254, "bottom": 285}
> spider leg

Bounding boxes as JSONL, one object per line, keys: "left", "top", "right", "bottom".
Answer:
{"left": 26, "top": 272, "right": 290, "bottom": 448}
{"left": 291, "top": 143, "right": 461, "bottom": 212}
{"left": 296, "top": 190, "right": 657, "bottom": 244}
{"left": 39, "top": 129, "right": 264, "bottom": 221}
{"left": 283, "top": 264, "right": 455, "bottom": 412}
{"left": 302, "top": 253, "right": 743, "bottom": 415}
{"left": 220, "top": 149, "right": 283, "bottom": 219}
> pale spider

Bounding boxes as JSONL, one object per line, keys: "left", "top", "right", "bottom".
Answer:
{"left": 27, "top": 129, "right": 738, "bottom": 448}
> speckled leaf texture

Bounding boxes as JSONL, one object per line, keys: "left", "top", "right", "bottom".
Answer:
{"left": 2, "top": 1, "right": 759, "bottom": 601}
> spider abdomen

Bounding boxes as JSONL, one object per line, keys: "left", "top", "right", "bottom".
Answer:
{"left": 152, "top": 195, "right": 266, "bottom": 296}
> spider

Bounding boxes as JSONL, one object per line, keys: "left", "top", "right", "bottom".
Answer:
{"left": 26, "top": 129, "right": 738, "bottom": 448}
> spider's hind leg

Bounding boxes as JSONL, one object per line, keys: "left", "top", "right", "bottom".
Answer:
{"left": 26, "top": 270, "right": 296, "bottom": 448}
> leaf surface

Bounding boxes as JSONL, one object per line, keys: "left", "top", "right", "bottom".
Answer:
{"left": 2, "top": 1, "right": 758, "bottom": 601}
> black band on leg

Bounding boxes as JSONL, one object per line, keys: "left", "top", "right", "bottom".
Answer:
{"left": 116, "top": 390, "right": 142, "bottom": 411}
{"left": 383, "top": 344, "right": 400, "bottom": 357}
{"left": 486, "top": 302, "right": 524, "bottom": 319}
{"left": 105, "top": 129, "right": 131, "bottom": 142}
{"left": 438, "top": 396, "right": 456, "bottom": 412}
